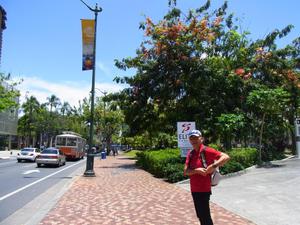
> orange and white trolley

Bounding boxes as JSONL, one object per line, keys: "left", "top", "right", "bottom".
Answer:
{"left": 55, "top": 131, "right": 86, "bottom": 160}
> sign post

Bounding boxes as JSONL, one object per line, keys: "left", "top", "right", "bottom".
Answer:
{"left": 177, "top": 122, "right": 195, "bottom": 157}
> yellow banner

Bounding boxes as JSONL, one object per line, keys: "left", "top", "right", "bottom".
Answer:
{"left": 81, "top": 19, "right": 95, "bottom": 71}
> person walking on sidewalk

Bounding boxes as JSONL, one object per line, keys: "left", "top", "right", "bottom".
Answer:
{"left": 183, "top": 129, "right": 230, "bottom": 225}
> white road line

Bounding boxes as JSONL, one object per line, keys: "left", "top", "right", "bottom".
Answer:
{"left": 0, "top": 157, "right": 10, "bottom": 159}
{"left": 0, "top": 160, "right": 85, "bottom": 201}
{"left": 23, "top": 170, "right": 40, "bottom": 175}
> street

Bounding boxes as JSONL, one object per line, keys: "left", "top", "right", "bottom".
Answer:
{"left": 0, "top": 156, "right": 86, "bottom": 222}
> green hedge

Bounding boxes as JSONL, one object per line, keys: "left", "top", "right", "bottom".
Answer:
{"left": 221, "top": 147, "right": 258, "bottom": 174}
{"left": 136, "top": 147, "right": 258, "bottom": 183}
{"left": 136, "top": 148, "right": 185, "bottom": 182}
{"left": 162, "top": 163, "right": 185, "bottom": 183}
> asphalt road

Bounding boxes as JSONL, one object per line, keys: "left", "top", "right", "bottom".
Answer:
{"left": 0, "top": 156, "right": 86, "bottom": 223}
{"left": 177, "top": 157, "right": 300, "bottom": 225}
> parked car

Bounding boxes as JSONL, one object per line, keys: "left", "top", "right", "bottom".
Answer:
{"left": 17, "top": 147, "right": 40, "bottom": 162}
{"left": 36, "top": 147, "right": 66, "bottom": 167}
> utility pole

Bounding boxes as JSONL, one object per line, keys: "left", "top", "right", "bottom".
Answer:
{"left": 81, "top": 0, "right": 102, "bottom": 177}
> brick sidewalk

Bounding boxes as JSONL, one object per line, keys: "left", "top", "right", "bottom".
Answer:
{"left": 39, "top": 155, "right": 256, "bottom": 225}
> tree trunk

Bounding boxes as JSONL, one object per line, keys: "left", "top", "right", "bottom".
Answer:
{"left": 258, "top": 113, "right": 266, "bottom": 165}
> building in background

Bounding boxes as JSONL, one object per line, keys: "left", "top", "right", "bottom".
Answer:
{"left": 0, "top": 105, "right": 18, "bottom": 150}
{"left": 0, "top": 5, "right": 19, "bottom": 150}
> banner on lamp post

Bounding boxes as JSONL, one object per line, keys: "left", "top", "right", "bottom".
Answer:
{"left": 81, "top": 19, "right": 95, "bottom": 71}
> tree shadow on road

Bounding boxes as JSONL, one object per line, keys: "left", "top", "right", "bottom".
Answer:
{"left": 256, "top": 161, "right": 286, "bottom": 168}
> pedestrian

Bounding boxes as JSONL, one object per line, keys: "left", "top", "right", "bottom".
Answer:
{"left": 183, "top": 129, "right": 230, "bottom": 225}
{"left": 112, "top": 147, "right": 118, "bottom": 156}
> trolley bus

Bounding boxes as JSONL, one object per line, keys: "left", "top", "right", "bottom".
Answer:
{"left": 55, "top": 131, "right": 86, "bottom": 160}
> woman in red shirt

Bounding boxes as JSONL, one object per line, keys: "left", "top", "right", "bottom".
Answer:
{"left": 183, "top": 130, "right": 230, "bottom": 225}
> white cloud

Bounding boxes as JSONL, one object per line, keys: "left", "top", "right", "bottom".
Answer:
{"left": 16, "top": 76, "right": 126, "bottom": 108}
{"left": 96, "top": 61, "right": 112, "bottom": 77}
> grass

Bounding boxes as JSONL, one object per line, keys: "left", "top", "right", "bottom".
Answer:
{"left": 123, "top": 150, "right": 142, "bottom": 158}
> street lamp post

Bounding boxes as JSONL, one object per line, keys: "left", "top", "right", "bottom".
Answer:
{"left": 95, "top": 88, "right": 107, "bottom": 151}
{"left": 81, "top": 0, "right": 102, "bottom": 177}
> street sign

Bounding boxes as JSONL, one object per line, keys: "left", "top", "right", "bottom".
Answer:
{"left": 177, "top": 121, "right": 195, "bottom": 157}
{"left": 295, "top": 118, "right": 300, "bottom": 158}
{"left": 296, "top": 118, "right": 300, "bottom": 136}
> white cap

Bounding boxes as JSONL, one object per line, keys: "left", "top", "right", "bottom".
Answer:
{"left": 188, "top": 129, "right": 202, "bottom": 137}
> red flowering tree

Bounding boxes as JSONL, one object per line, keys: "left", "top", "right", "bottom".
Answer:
{"left": 113, "top": 0, "right": 300, "bottom": 154}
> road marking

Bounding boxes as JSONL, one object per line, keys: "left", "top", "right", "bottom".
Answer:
{"left": 23, "top": 169, "right": 40, "bottom": 175}
{"left": 0, "top": 157, "right": 10, "bottom": 159}
{"left": 0, "top": 160, "right": 85, "bottom": 201}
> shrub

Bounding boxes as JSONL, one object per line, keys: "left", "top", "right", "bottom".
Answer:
{"left": 261, "top": 144, "right": 286, "bottom": 161}
{"left": 229, "top": 147, "right": 258, "bottom": 167}
{"left": 220, "top": 161, "right": 244, "bottom": 174}
{"left": 208, "top": 143, "right": 223, "bottom": 151}
{"left": 162, "top": 163, "right": 185, "bottom": 183}
{"left": 136, "top": 147, "right": 258, "bottom": 183}
{"left": 136, "top": 148, "right": 184, "bottom": 178}
{"left": 221, "top": 147, "right": 258, "bottom": 174}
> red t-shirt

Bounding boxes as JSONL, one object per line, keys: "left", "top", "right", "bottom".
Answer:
{"left": 185, "top": 144, "right": 221, "bottom": 192}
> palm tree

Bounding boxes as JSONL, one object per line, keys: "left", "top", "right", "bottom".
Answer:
{"left": 21, "top": 96, "right": 40, "bottom": 146}
{"left": 46, "top": 94, "right": 61, "bottom": 113}
{"left": 46, "top": 95, "right": 61, "bottom": 146}
{"left": 60, "top": 101, "right": 71, "bottom": 116}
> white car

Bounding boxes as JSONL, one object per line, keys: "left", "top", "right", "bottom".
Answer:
{"left": 17, "top": 148, "right": 40, "bottom": 162}
{"left": 36, "top": 148, "right": 66, "bottom": 167}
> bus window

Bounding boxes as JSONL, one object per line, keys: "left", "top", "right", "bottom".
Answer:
{"left": 56, "top": 137, "right": 66, "bottom": 146}
{"left": 67, "top": 138, "right": 77, "bottom": 146}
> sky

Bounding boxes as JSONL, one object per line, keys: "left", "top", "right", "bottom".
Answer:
{"left": 1, "top": 0, "right": 300, "bottom": 109}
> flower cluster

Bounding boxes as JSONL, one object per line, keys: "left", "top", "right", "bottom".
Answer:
{"left": 142, "top": 15, "right": 223, "bottom": 60}
{"left": 235, "top": 68, "right": 252, "bottom": 80}
{"left": 255, "top": 47, "right": 272, "bottom": 62}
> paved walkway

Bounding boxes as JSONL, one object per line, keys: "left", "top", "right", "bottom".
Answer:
{"left": 39, "top": 155, "right": 255, "bottom": 225}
